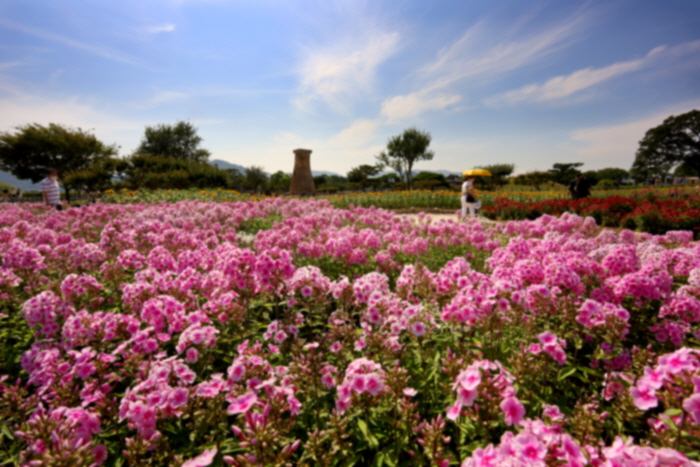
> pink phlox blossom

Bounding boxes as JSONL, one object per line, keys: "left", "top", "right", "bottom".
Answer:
{"left": 182, "top": 447, "right": 217, "bottom": 467}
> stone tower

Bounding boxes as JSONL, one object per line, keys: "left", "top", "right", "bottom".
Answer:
{"left": 289, "top": 149, "right": 315, "bottom": 194}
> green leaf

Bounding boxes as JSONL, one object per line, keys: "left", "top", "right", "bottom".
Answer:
{"left": 357, "top": 419, "right": 379, "bottom": 450}
{"left": 664, "top": 408, "right": 683, "bottom": 417}
{"left": 557, "top": 367, "right": 577, "bottom": 380}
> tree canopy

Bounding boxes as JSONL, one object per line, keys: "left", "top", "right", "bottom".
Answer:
{"left": 631, "top": 109, "right": 700, "bottom": 179}
{"left": 475, "top": 163, "right": 514, "bottom": 191}
{"left": 347, "top": 164, "right": 382, "bottom": 191}
{"left": 376, "top": 128, "right": 434, "bottom": 190}
{"left": 548, "top": 163, "right": 583, "bottom": 185}
{"left": 0, "top": 123, "right": 117, "bottom": 184}
{"left": 136, "top": 121, "right": 211, "bottom": 163}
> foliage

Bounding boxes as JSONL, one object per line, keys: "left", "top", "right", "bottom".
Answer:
{"left": 483, "top": 192, "right": 700, "bottom": 237}
{"left": 0, "top": 123, "right": 117, "bottom": 200}
{"left": 124, "top": 154, "right": 230, "bottom": 189}
{"left": 269, "top": 171, "right": 292, "bottom": 193}
{"left": 510, "top": 171, "right": 553, "bottom": 191}
{"left": 1, "top": 199, "right": 699, "bottom": 466}
{"left": 347, "top": 165, "right": 383, "bottom": 191}
{"left": 548, "top": 162, "right": 583, "bottom": 186}
{"left": 243, "top": 166, "right": 269, "bottom": 193}
{"left": 474, "top": 164, "right": 514, "bottom": 191}
{"left": 631, "top": 109, "right": 700, "bottom": 180}
{"left": 376, "top": 128, "right": 434, "bottom": 190}
{"left": 136, "top": 121, "right": 211, "bottom": 163}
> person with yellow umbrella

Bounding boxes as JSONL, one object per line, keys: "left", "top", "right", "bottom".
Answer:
{"left": 460, "top": 169, "right": 491, "bottom": 218}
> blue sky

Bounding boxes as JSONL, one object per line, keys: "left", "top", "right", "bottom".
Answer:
{"left": 1, "top": 0, "right": 699, "bottom": 176}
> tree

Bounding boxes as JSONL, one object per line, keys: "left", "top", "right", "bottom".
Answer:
{"left": 631, "top": 110, "right": 700, "bottom": 180}
{"left": 413, "top": 171, "right": 449, "bottom": 191}
{"left": 122, "top": 154, "right": 229, "bottom": 190}
{"left": 0, "top": 123, "right": 117, "bottom": 201}
{"left": 137, "top": 121, "right": 211, "bottom": 163}
{"left": 548, "top": 163, "right": 583, "bottom": 186}
{"left": 511, "top": 171, "right": 553, "bottom": 191}
{"left": 244, "top": 166, "right": 268, "bottom": 193}
{"left": 475, "top": 164, "right": 514, "bottom": 191}
{"left": 347, "top": 164, "right": 383, "bottom": 191}
{"left": 586, "top": 167, "right": 629, "bottom": 186}
{"left": 269, "top": 171, "right": 291, "bottom": 193}
{"left": 376, "top": 128, "right": 434, "bottom": 190}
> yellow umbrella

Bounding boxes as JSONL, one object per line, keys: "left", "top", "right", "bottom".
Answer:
{"left": 462, "top": 169, "right": 492, "bottom": 177}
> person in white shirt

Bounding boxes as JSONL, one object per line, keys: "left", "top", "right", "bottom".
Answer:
{"left": 41, "top": 169, "right": 63, "bottom": 211}
{"left": 461, "top": 175, "right": 477, "bottom": 218}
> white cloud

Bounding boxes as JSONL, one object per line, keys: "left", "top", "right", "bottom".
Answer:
{"left": 486, "top": 39, "right": 700, "bottom": 106}
{"left": 380, "top": 91, "right": 461, "bottom": 123}
{"left": 144, "top": 24, "right": 176, "bottom": 34}
{"left": 565, "top": 99, "right": 700, "bottom": 169}
{"left": 294, "top": 31, "right": 400, "bottom": 112}
{"left": 148, "top": 90, "right": 189, "bottom": 105}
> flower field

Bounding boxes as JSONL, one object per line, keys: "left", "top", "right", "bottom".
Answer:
{"left": 483, "top": 191, "right": 700, "bottom": 237}
{"left": 1, "top": 198, "right": 700, "bottom": 466}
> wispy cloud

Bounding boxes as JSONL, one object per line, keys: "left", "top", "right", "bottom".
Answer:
{"left": 144, "top": 24, "right": 176, "bottom": 34}
{"left": 294, "top": 30, "right": 400, "bottom": 112}
{"left": 486, "top": 39, "right": 700, "bottom": 106}
{"left": 377, "top": 10, "right": 590, "bottom": 122}
{"left": 419, "top": 13, "right": 588, "bottom": 93}
{"left": 380, "top": 91, "right": 461, "bottom": 122}
{"left": 0, "top": 18, "right": 142, "bottom": 66}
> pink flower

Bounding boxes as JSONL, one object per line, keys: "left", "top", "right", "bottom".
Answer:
{"left": 169, "top": 387, "right": 189, "bottom": 409}
{"left": 457, "top": 368, "right": 482, "bottom": 391}
{"left": 500, "top": 397, "right": 525, "bottom": 426}
{"left": 92, "top": 444, "right": 108, "bottom": 465}
{"left": 351, "top": 375, "right": 366, "bottom": 393}
{"left": 182, "top": 447, "right": 217, "bottom": 467}
{"left": 682, "top": 394, "right": 700, "bottom": 425}
{"left": 630, "top": 382, "right": 658, "bottom": 410}
{"left": 365, "top": 373, "right": 384, "bottom": 396}
{"left": 411, "top": 321, "right": 427, "bottom": 336}
{"left": 185, "top": 347, "right": 199, "bottom": 363}
{"left": 446, "top": 401, "right": 461, "bottom": 421}
{"left": 75, "top": 362, "right": 96, "bottom": 379}
{"left": 227, "top": 392, "right": 258, "bottom": 415}
{"left": 300, "top": 285, "right": 313, "bottom": 297}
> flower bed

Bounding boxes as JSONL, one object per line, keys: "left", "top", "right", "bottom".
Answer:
{"left": 1, "top": 200, "right": 699, "bottom": 466}
{"left": 483, "top": 193, "right": 700, "bottom": 237}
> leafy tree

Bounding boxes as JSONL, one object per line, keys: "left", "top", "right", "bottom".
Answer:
{"left": 0, "top": 123, "right": 117, "bottom": 201}
{"left": 511, "top": 171, "right": 553, "bottom": 191}
{"left": 376, "top": 128, "right": 434, "bottom": 190}
{"left": 226, "top": 168, "right": 245, "bottom": 190}
{"left": 62, "top": 157, "right": 129, "bottom": 194}
{"left": 123, "top": 154, "right": 228, "bottom": 189}
{"left": 583, "top": 167, "right": 629, "bottom": 186}
{"left": 269, "top": 171, "right": 291, "bottom": 193}
{"left": 631, "top": 110, "right": 700, "bottom": 179}
{"left": 475, "top": 164, "right": 514, "bottom": 191}
{"left": 244, "top": 166, "right": 268, "bottom": 193}
{"left": 347, "top": 164, "right": 383, "bottom": 191}
{"left": 137, "top": 121, "right": 211, "bottom": 163}
{"left": 413, "top": 171, "right": 449, "bottom": 190}
{"left": 548, "top": 162, "right": 583, "bottom": 186}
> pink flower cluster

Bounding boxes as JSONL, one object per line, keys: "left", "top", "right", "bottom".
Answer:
{"left": 336, "top": 357, "right": 386, "bottom": 413}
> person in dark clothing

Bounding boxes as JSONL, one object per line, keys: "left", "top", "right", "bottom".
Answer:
{"left": 569, "top": 174, "right": 591, "bottom": 200}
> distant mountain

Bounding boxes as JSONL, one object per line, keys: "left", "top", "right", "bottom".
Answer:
{"left": 210, "top": 159, "right": 246, "bottom": 173}
{"left": 312, "top": 170, "right": 343, "bottom": 177}
{"left": 0, "top": 171, "right": 42, "bottom": 192}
